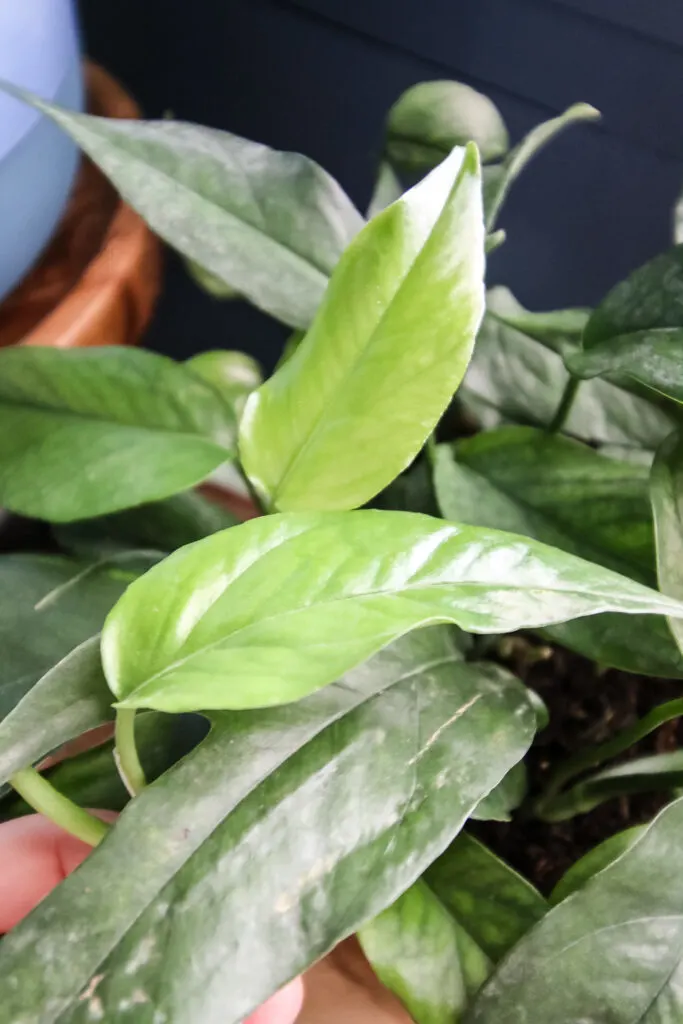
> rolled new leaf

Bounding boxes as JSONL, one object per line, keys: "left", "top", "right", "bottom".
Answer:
{"left": 467, "top": 796, "right": 683, "bottom": 1023}
{"left": 0, "top": 347, "right": 237, "bottom": 521}
{"left": 2, "top": 83, "right": 364, "bottom": 330}
{"left": 385, "top": 79, "right": 509, "bottom": 173}
{"left": 240, "top": 144, "right": 485, "bottom": 513}
{"left": 101, "top": 510, "right": 683, "bottom": 713}
{"left": 0, "top": 629, "right": 536, "bottom": 1024}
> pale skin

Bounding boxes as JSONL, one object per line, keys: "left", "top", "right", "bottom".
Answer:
{"left": 0, "top": 815, "right": 410, "bottom": 1024}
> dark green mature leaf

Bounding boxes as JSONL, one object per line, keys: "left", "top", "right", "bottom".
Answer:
{"left": 426, "top": 832, "right": 547, "bottom": 962}
{"left": 539, "top": 751, "right": 683, "bottom": 821}
{"left": 239, "top": 145, "right": 485, "bottom": 513}
{"left": 0, "top": 628, "right": 536, "bottom": 1024}
{"left": 386, "top": 80, "right": 509, "bottom": 172}
{"left": 434, "top": 429, "right": 654, "bottom": 581}
{"left": 359, "top": 879, "right": 490, "bottom": 1024}
{"left": 652, "top": 430, "right": 683, "bottom": 652}
{"left": 584, "top": 245, "right": 683, "bottom": 347}
{"left": 2, "top": 711, "right": 199, "bottom": 819}
{"left": 0, "top": 347, "right": 236, "bottom": 522}
{"left": 17, "top": 90, "right": 364, "bottom": 329}
{"left": 54, "top": 491, "right": 238, "bottom": 560}
{"left": 568, "top": 328, "right": 683, "bottom": 405}
{"left": 101, "top": 510, "right": 683, "bottom": 713}
{"left": 536, "top": 613, "right": 683, "bottom": 678}
{"left": 433, "top": 432, "right": 683, "bottom": 675}
{"left": 467, "top": 796, "right": 683, "bottom": 1023}
{"left": 0, "top": 553, "right": 141, "bottom": 722}
{"left": 461, "top": 289, "right": 674, "bottom": 449}
{"left": 486, "top": 103, "right": 600, "bottom": 229}
{"left": 550, "top": 827, "right": 646, "bottom": 906}
{"left": 0, "top": 637, "right": 111, "bottom": 786}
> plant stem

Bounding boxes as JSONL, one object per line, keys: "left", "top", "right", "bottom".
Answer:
{"left": 9, "top": 767, "right": 109, "bottom": 847}
{"left": 114, "top": 707, "right": 147, "bottom": 796}
{"left": 548, "top": 376, "right": 580, "bottom": 433}
{"left": 538, "top": 696, "right": 683, "bottom": 811}
{"left": 425, "top": 433, "right": 438, "bottom": 467}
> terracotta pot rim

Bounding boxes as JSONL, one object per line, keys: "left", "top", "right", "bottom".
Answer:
{"left": 20, "top": 61, "right": 160, "bottom": 349}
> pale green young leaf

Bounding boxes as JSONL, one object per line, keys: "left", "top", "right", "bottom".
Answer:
{"left": 550, "top": 827, "right": 646, "bottom": 906}
{"left": 101, "top": 510, "right": 683, "bottom": 713}
{"left": 240, "top": 145, "right": 485, "bottom": 512}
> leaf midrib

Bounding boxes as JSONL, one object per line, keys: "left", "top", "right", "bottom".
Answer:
{"left": 65, "top": 109, "right": 337, "bottom": 292}
{"left": 50, "top": 649, "right": 462, "bottom": 1020}
{"left": 269, "top": 166, "right": 465, "bottom": 503}
{"left": 0, "top": 392, "right": 229, "bottom": 451}
{"left": 127, "top": 573, "right": 662, "bottom": 701}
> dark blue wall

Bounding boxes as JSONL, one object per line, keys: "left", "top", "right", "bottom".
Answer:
{"left": 79, "top": 0, "right": 683, "bottom": 368}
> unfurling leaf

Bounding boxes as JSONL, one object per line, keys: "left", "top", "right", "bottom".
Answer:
{"left": 101, "top": 510, "right": 683, "bottom": 713}
{"left": 240, "top": 145, "right": 485, "bottom": 512}
{"left": 486, "top": 103, "right": 600, "bottom": 228}
{"left": 386, "top": 79, "right": 509, "bottom": 172}
{"left": 0, "top": 629, "right": 536, "bottom": 1024}
{"left": 0, "top": 347, "right": 237, "bottom": 521}
{"left": 11, "top": 86, "right": 364, "bottom": 329}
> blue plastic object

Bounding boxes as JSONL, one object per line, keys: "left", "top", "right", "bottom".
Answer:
{"left": 0, "top": 0, "right": 83, "bottom": 303}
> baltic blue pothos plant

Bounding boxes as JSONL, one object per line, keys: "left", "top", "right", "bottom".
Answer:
{"left": 0, "top": 77, "right": 683, "bottom": 1022}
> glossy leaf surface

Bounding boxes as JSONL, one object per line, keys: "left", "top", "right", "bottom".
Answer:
{"left": 0, "top": 347, "right": 236, "bottom": 521}
{"left": 433, "top": 433, "right": 683, "bottom": 675}
{"left": 386, "top": 80, "right": 509, "bottom": 171}
{"left": 434, "top": 429, "right": 654, "bottom": 581}
{"left": 486, "top": 103, "right": 599, "bottom": 229}
{"left": 568, "top": 328, "right": 683, "bottom": 405}
{"left": 550, "top": 826, "right": 646, "bottom": 905}
{"left": 100, "top": 511, "right": 683, "bottom": 713}
{"left": 0, "top": 554, "right": 141, "bottom": 722}
{"left": 0, "top": 637, "right": 111, "bottom": 786}
{"left": 425, "top": 833, "right": 547, "bottom": 962}
{"left": 54, "top": 490, "right": 239, "bottom": 559}
{"left": 0, "top": 629, "right": 536, "bottom": 1023}
{"left": 240, "top": 145, "right": 485, "bottom": 512}
{"left": 359, "top": 879, "right": 490, "bottom": 1024}
{"left": 584, "top": 245, "right": 683, "bottom": 347}
{"left": 22, "top": 91, "right": 364, "bottom": 329}
{"left": 651, "top": 430, "right": 683, "bottom": 651}
{"left": 467, "top": 797, "right": 683, "bottom": 1023}
{"left": 461, "top": 289, "right": 674, "bottom": 449}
